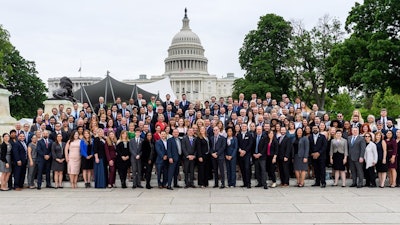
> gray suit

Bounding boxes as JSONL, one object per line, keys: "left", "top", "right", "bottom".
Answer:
{"left": 347, "top": 135, "right": 366, "bottom": 187}
{"left": 129, "top": 138, "right": 143, "bottom": 187}
{"left": 181, "top": 135, "right": 196, "bottom": 186}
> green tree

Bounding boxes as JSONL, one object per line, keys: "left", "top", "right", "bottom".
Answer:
{"left": 0, "top": 25, "right": 47, "bottom": 119}
{"left": 325, "top": 92, "right": 355, "bottom": 121}
{"left": 329, "top": 0, "right": 400, "bottom": 96}
{"left": 289, "top": 15, "right": 343, "bottom": 110}
{"left": 235, "top": 14, "right": 292, "bottom": 99}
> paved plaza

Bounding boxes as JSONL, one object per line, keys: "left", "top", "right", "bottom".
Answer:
{"left": 1, "top": 177, "right": 400, "bottom": 225}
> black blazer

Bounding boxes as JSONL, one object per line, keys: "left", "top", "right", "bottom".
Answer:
{"left": 237, "top": 132, "right": 254, "bottom": 155}
{"left": 141, "top": 139, "right": 156, "bottom": 163}
{"left": 309, "top": 134, "right": 328, "bottom": 159}
{"left": 181, "top": 136, "right": 197, "bottom": 158}
{"left": 13, "top": 141, "right": 27, "bottom": 164}
{"left": 94, "top": 137, "right": 106, "bottom": 159}
{"left": 195, "top": 137, "right": 209, "bottom": 159}
{"left": 253, "top": 134, "right": 267, "bottom": 159}
{"left": 276, "top": 135, "right": 293, "bottom": 160}
{"left": 0, "top": 142, "right": 11, "bottom": 164}
{"left": 209, "top": 135, "right": 227, "bottom": 159}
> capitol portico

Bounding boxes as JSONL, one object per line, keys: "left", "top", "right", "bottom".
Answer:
{"left": 124, "top": 8, "right": 236, "bottom": 101}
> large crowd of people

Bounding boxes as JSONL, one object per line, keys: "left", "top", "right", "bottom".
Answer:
{"left": 0, "top": 92, "right": 399, "bottom": 191}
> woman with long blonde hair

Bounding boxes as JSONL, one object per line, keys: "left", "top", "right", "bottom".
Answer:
{"left": 105, "top": 131, "right": 118, "bottom": 188}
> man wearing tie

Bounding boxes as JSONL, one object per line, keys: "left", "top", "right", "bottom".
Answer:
{"left": 36, "top": 130, "right": 53, "bottom": 189}
{"left": 166, "top": 129, "right": 182, "bottom": 190}
{"left": 276, "top": 127, "right": 292, "bottom": 187}
{"left": 72, "top": 103, "right": 79, "bottom": 120}
{"left": 116, "top": 118, "right": 128, "bottom": 139}
{"left": 348, "top": 127, "right": 366, "bottom": 188}
{"left": 155, "top": 131, "right": 168, "bottom": 188}
{"left": 179, "top": 94, "right": 190, "bottom": 114}
{"left": 210, "top": 127, "right": 227, "bottom": 188}
{"left": 129, "top": 128, "right": 144, "bottom": 188}
{"left": 94, "top": 96, "right": 108, "bottom": 115}
{"left": 163, "top": 105, "right": 175, "bottom": 123}
{"left": 13, "top": 133, "right": 28, "bottom": 190}
{"left": 237, "top": 123, "right": 254, "bottom": 188}
{"left": 309, "top": 125, "right": 328, "bottom": 188}
{"left": 253, "top": 126, "right": 268, "bottom": 189}
{"left": 181, "top": 128, "right": 197, "bottom": 188}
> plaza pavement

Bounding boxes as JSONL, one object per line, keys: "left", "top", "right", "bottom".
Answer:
{"left": 1, "top": 176, "right": 400, "bottom": 225}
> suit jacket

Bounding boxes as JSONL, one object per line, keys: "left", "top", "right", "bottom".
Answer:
{"left": 209, "top": 135, "right": 227, "bottom": 159}
{"left": 116, "top": 125, "right": 128, "bottom": 139}
{"left": 163, "top": 111, "right": 175, "bottom": 123}
{"left": 329, "top": 138, "right": 348, "bottom": 156}
{"left": 50, "top": 130, "right": 68, "bottom": 143}
{"left": 94, "top": 103, "right": 108, "bottom": 115}
{"left": 309, "top": 134, "right": 327, "bottom": 159}
{"left": 36, "top": 138, "right": 53, "bottom": 163}
{"left": 181, "top": 135, "right": 196, "bottom": 158}
{"left": 129, "top": 138, "right": 143, "bottom": 159}
{"left": 225, "top": 137, "right": 238, "bottom": 158}
{"left": 347, "top": 135, "right": 366, "bottom": 161}
{"left": 195, "top": 137, "right": 209, "bottom": 159}
{"left": 46, "top": 124, "right": 56, "bottom": 133}
{"left": 276, "top": 135, "right": 293, "bottom": 160}
{"left": 162, "top": 101, "right": 173, "bottom": 110}
{"left": 155, "top": 139, "right": 168, "bottom": 164}
{"left": 167, "top": 137, "right": 180, "bottom": 161}
{"left": 237, "top": 132, "right": 254, "bottom": 156}
{"left": 179, "top": 101, "right": 190, "bottom": 113}
{"left": 253, "top": 134, "right": 266, "bottom": 159}
{"left": 13, "top": 141, "right": 27, "bottom": 164}
{"left": 296, "top": 136, "right": 310, "bottom": 159}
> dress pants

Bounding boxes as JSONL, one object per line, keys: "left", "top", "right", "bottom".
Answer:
{"left": 226, "top": 157, "right": 237, "bottom": 187}
{"left": 197, "top": 154, "right": 210, "bottom": 187}
{"left": 278, "top": 158, "right": 290, "bottom": 185}
{"left": 156, "top": 161, "right": 168, "bottom": 187}
{"left": 254, "top": 158, "right": 267, "bottom": 186}
{"left": 349, "top": 160, "right": 364, "bottom": 186}
{"left": 312, "top": 157, "right": 326, "bottom": 185}
{"left": 131, "top": 158, "right": 142, "bottom": 186}
{"left": 167, "top": 161, "right": 177, "bottom": 187}
{"left": 117, "top": 160, "right": 129, "bottom": 186}
{"left": 365, "top": 166, "right": 376, "bottom": 186}
{"left": 14, "top": 162, "right": 27, "bottom": 188}
{"left": 108, "top": 162, "right": 116, "bottom": 186}
{"left": 27, "top": 161, "right": 37, "bottom": 187}
{"left": 37, "top": 159, "right": 51, "bottom": 188}
{"left": 238, "top": 154, "right": 251, "bottom": 186}
{"left": 145, "top": 161, "right": 154, "bottom": 186}
{"left": 212, "top": 157, "right": 225, "bottom": 186}
{"left": 266, "top": 155, "right": 276, "bottom": 183}
{"left": 184, "top": 158, "right": 195, "bottom": 186}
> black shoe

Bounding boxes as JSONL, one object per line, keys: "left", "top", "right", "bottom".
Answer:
{"left": 213, "top": 185, "right": 219, "bottom": 188}
{"left": 137, "top": 185, "right": 144, "bottom": 188}
{"left": 264, "top": 186, "right": 269, "bottom": 189}
{"left": 219, "top": 185, "right": 225, "bottom": 189}
{"left": 132, "top": 185, "right": 137, "bottom": 189}
{"left": 146, "top": 185, "right": 153, "bottom": 189}
{"left": 321, "top": 183, "right": 326, "bottom": 188}
{"left": 350, "top": 184, "right": 357, "bottom": 187}
{"left": 173, "top": 185, "right": 182, "bottom": 188}
{"left": 311, "top": 183, "right": 320, "bottom": 187}
{"left": 46, "top": 185, "right": 54, "bottom": 188}
{"left": 167, "top": 186, "right": 173, "bottom": 190}
{"left": 247, "top": 185, "right": 251, "bottom": 189}
{"left": 240, "top": 185, "right": 246, "bottom": 187}
{"left": 190, "top": 185, "right": 196, "bottom": 188}
{"left": 357, "top": 185, "right": 362, "bottom": 188}
{"left": 184, "top": 185, "right": 189, "bottom": 189}
{"left": 37, "top": 187, "right": 41, "bottom": 190}
{"left": 255, "top": 184, "right": 262, "bottom": 187}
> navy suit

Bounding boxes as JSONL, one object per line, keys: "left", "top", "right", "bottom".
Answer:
{"left": 309, "top": 134, "right": 328, "bottom": 186}
{"left": 155, "top": 140, "right": 168, "bottom": 187}
{"left": 167, "top": 137, "right": 181, "bottom": 187}
{"left": 237, "top": 132, "right": 254, "bottom": 187}
{"left": 163, "top": 111, "right": 175, "bottom": 123}
{"left": 225, "top": 137, "right": 238, "bottom": 187}
{"left": 179, "top": 101, "right": 190, "bottom": 113}
{"left": 13, "top": 141, "right": 28, "bottom": 189}
{"left": 36, "top": 138, "right": 53, "bottom": 188}
{"left": 253, "top": 134, "right": 267, "bottom": 187}
{"left": 210, "top": 135, "right": 227, "bottom": 186}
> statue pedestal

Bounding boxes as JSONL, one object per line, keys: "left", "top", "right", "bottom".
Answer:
{"left": 43, "top": 99, "right": 82, "bottom": 117}
{"left": 0, "top": 89, "right": 17, "bottom": 135}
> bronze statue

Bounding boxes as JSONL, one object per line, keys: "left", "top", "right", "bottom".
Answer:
{"left": 52, "top": 76, "right": 77, "bottom": 102}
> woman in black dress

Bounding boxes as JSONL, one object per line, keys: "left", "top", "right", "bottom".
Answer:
{"left": 142, "top": 132, "right": 156, "bottom": 189}
{"left": 116, "top": 130, "right": 130, "bottom": 188}
{"left": 374, "top": 131, "right": 387, "bottom": 188}
{"left": 51, "top": 133, "right": 66, "bottom": 188}
{"left": 80, "top": 130, "right": 94, "bottom": 188}
{"left": 195, "top": 126, "right": 211, "bottom": 188}
{"left": 94, "top": 128, "right": 108, "bottom": 188}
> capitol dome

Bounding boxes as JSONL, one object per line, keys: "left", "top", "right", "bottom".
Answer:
{"left": 164, "top": 8, "right": 208, "bottom": 74}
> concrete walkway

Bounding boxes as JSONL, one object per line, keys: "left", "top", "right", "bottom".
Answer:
{"left": 1, "top": 178, "right": 400, "bottom": 225}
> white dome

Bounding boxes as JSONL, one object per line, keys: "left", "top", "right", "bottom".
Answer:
{"left": 171, "top": 30, "right": 201, "bottom": 45}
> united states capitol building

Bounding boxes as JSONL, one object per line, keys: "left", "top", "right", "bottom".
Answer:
{"left": 48, "top": 9, "right": 237, "bottom": 101}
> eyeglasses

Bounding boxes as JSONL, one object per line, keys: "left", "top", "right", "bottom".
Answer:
{"left": 365, "top": 136, "right": 371, "bottom": 138}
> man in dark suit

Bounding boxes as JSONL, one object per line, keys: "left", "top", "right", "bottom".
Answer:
{"left": 181, "top": 128, "right": 197, "bottom": 188}
{"left": 166, "top": 129, "right": 182, "bottom": 190}
{"left": 253, "top": 126, "right": 268, "bottom": 189}
{"left": 179, "top": 94, "right": 190, "bottom": 114}
{"left": 162, "top": 94, "right": 173, "bottom": 111}
{"left": 50, "top": 123, "right": 68, "bottom": 142}
{"left": 46, "top": 117, "right": 57, "bottom": 133}
{"left": 237, "top": 123, "right": 254, "bottom": 188}
{"left": 129, "top": 128, "right": 144, "bottom": 188}
{"left": 134, "top": 93, "right": 144, "bottom": 108}
{"left": 347, "top": 127, "right": 366, "bottom": 188}
{"left": 309, "top": 125, "right": 328, "bottom": 188}
{"left": 116, "top": 118, "right": 128, "bottom": 139}
{"left": 36, "top": 130, "right": 53, "bottom": 189}
{"left": 94, "top": 96, "right": 108, "bottom": 115}
{"left": 21, "top": 123, "right": 34, "bottom": 144}
{"left": 163, "top": 105, "right": 175, "bottom": 124}
{"left": 210, "top": 126, "right": 227, "bottom": 188}
{"left": 155, "top": 131, "right": 168, "bottom": 188}
{"left": 375, "top": 108, "right": 393, "bottom": 130}
{"left": 13, "top": 133, "right": 28, "bottom": 190}
{"left": 276, "top": 127, "right": 292, "bottom": 187}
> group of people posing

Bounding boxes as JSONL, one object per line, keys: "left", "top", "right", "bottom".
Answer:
{"left": 0, "top": 92, "right": 399, "bottom": 191}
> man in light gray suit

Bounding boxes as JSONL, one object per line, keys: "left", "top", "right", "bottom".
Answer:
{"left": 129, "top": 128, "right": 144, "bottom": 188}
{"left": 347, "top": 127, "right": 366, "bottom": 188}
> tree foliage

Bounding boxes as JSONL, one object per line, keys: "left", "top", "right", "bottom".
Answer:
{"left": 235, "top": 14, "right": 292, "bottom": 99}
{"left": 0, "top": 25, "right": 47, "bottom": 119}
{"left": 329, "top": 0, "right": 400, "bottom": 96}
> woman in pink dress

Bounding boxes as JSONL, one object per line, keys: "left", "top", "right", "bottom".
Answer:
{"left": 65, "top": 131, "right": 82, "bottom": 189}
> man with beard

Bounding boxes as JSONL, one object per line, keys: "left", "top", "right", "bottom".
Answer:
{"left": 309, "top": 125, "right": 328, "bottom": 188}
